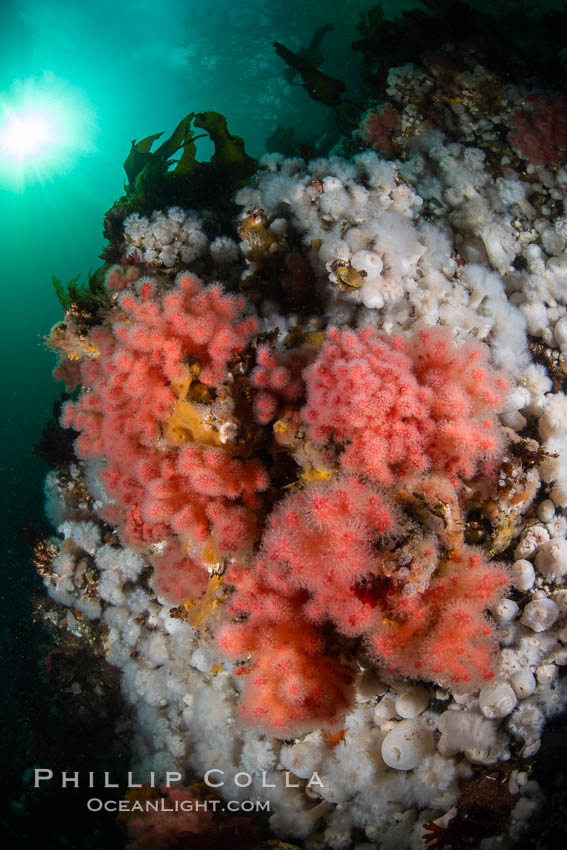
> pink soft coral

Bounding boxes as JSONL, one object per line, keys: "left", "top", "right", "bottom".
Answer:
{"left": 301, "top": 325, "right": 508, "bottom": 486}
{"left": 62, "top": 273, "right": 257, "bottom": 455}
{"left": 247, "top": 475, "right": 400, "bottom": 635}
{"left": 251, "top": 344, "right": 310, "bottom": 424}
{"left": 369, "top": 547, "right": 509, "bottom": 686}
{"left": 59, "top": 273, "right": 266, "bottom": 557}
{"left": 359, "top": 103, "right": 402, "bottom": 158}
{"left": 139, "top": 444, "right": 267, "bottom": 554}
{"left": 219, "top": 475, "right": 508, "bottom": 734}
{"left": 218, "top": 475, "right": 398, "bottom": 734}
{"left": 126, "top": 785, "right": 212, "bottom": 850}
{"left": 509, "top": 93, "right": 567, "bottom": 165}
{"left": 220, "top": 589, "right": 354, "bottom": 736}
{"left": 149, "top": 540, "right": 209, "bottom": 605}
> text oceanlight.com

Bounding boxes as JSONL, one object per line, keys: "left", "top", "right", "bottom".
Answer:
{"left": 87, "top": 797, "right": 271, "bottom": 813}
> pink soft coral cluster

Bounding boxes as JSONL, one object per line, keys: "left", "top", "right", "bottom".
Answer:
{"left": 149, "top": 539, "right": 210, "bottom": 605}
{"left": 359, "top": 103, "right": 402, "bottom": 158}
{"left": 136, "top": 444, "right": 268, "bottom": 555}
{"left": 509, "top": 93, "right": 567, "bottom": 165}
{"left": 219, "top": 475, "right": 508, "bottom": 735}
{"left": 220, "top": 591, "right": 354, "bottom": 735}
{"left": 59, "top": 273, "right": 266, "bottom": 565}
{"left": 126, "top": 786, "right": 211, "bottom": 850}
{"left": 126, "top": 785, "right": 262, "bottom": 850}
{"left": 219, "top": 476, "right": 395, "bottom": 733}
{"left": 369, "top": 546, "right": 508, "bottom": 685}
{"left": 56, "top": 273, "right": 513, "bottom": 734}
{"left": 105, "top": 263, "right": 140, "bottom": 292}
{"left": 251, "top": 344, "right": 310, "bottom": 424}
{"left": 301, "top": 325, "right": 508, "bottom": 485}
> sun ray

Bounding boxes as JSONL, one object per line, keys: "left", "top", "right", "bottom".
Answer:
{"left": 0, "top": 71, "right": 98, "bottom": 190}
